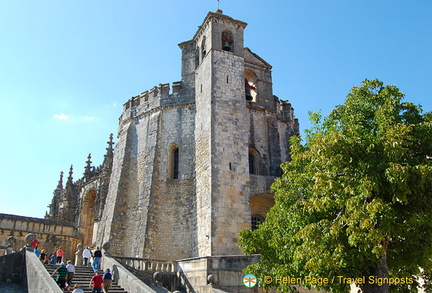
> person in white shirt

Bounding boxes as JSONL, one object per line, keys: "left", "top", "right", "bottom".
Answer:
{"left": 82, "top": 247, "right": 92, "bottom": 267}
{"left": 65, "top": 260, "right": 75, "bottom": 289}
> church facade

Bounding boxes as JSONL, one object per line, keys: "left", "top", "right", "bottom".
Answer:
{"left": 2, "top": 10, "right": 299, "bottom": 292}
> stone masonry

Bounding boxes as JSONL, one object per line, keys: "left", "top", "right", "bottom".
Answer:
{"left": 1, "top": 10, "right": 300, "bottom": 293}
{"left": 98, "top": 10, "right": 299, "bottom": 260}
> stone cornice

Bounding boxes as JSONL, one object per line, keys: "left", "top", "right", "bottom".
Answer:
{"left": 193, "top": 11, "right": 248, "bottom": 42}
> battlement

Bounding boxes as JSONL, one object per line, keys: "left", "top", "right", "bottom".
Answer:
{"left": 123, "top": 81, "right": 184, "bottom": 112}
{"left": 271, "top": 96, "right": 292, "bottom": 120}
{"left": 275, "top": 96, "right": 300, "bottom": 134}
{"left": 247, "top": 95, "right": 299, "bottom": 134}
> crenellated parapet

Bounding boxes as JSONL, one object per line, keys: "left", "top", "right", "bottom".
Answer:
{"left": 247, "top": 94, "right": 299, "bottom": 135}
{"left": 121, "top": 81, "right": 193, "bottom": 122}
{"left": 275, "top": 96, "right": 300, "bottom": 134}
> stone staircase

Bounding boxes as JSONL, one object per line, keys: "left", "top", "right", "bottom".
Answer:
{"left": 44, "top": 264, "right": 128, "bottom": 293}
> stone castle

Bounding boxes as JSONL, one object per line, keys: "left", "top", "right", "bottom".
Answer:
{"left": 1, "top": 10, "right": 299, "bottom": 292}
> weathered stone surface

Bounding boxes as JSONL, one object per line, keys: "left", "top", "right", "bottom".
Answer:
{"left": 0, "top": 214, "right": 80, "bottom": 261}
{"left": 0, "top": 10, "right": 300, "bottom": 293}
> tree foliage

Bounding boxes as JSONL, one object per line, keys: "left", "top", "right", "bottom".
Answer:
{"left": 239, "top": 79, "right": 432, "bottom": 292}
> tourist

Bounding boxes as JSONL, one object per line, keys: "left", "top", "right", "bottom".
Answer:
{"left": 49, "top": 251, "right": 56, "bottom": 264}
{"left": 90, "top": 272, "right": 104, "bottom": 293}
{"left": 34, "top": 243, "right": 40, "bottom": 257}
{"left": 43, "top": 253, "right": 50, "bottom": 264}
{"left": 51, "top": 262, "right": 68, "bottom": 291}
{"left": 39, "top": 249, "right": 46, "bottom": 263}
{"left": 56, "top": 246, "right": 64, "bottom": 263}
{"left": 72, "top": 284, "right": 84, "bottom": 293}
{"left": 103, "top": 268, "right": 113, "bottom": 293}
{"left": 92, "top": 247, "right": 102, "bottom": 271}
{"left": 83, "top": 246, "right": 92, "bottom": 266}
{"left": 66, "top": 260, "right": 75, "bottom": 289}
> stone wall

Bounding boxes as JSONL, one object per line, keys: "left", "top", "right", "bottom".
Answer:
{"left": 0, "top": 250, "right": 26, "bottom": 285}
{"left": 178, "top": 255, "right": 262, "bottom": 293}
{"left": 26, "top": 250, "right": 62, "bottom": 293}
{"left": 102, "top": 255, "right": 155, "bottom": 293}
{"left": 0, "top": 214, "right": 81, "bottom": 262}
{"left": 101, "top": 94, "right": 198, "bottom": 259}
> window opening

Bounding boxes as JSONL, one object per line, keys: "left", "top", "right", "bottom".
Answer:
{"left": 244, "top": 69, "right": 258, "bottom": 102}
{"left": 169, "top": 145, "right": 180, "bottom": 179}
{"left": 173, "top": 148, "right": 179, "bottom": 179}
{"left": 221, "top": 31, "right": 233, "bottom": 52}
{"left": 251, "top": 214, "right": 264, "bottom": 230}
{"left": 195, "top": 47, "right": 200, "bottom": 69}
{"left": 245, "top": 79, "right": 256, "bottom": 101}
{"left": 201, "top": 37, "right": 206, "bottom": 61}
{"left": 249, "top": 153, "right": 255, "bottom": 174}
{"left": 249, "top": 147, "right": 260, "bottom": 175}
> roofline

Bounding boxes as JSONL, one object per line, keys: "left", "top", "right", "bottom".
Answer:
{"left": 193, "top": 11, "right": 248, "bottom": 42}
{"left": 244, "top": 47, "right": 272, "bottom": 69}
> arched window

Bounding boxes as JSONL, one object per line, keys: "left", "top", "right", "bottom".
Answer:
{"left": 221, "top": 31, "right": 233, "bottom": 52}
{"left": 169, "top": 145, "right": 179, "bottom": 179}
{"left": 251, "top": 214, "right": 265, "bottom": 231}
{"left": 250, "top": 194, "right": 274, "bottom": 230}
{"left": 244, "top": 69, "right": 258, "bottom": 102}
{"left": 249, "top": 147, "right": 260, "bottom": 175}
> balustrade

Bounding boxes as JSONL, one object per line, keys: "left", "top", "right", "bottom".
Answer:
{"left": 114, "top": 256, "right": 177, "bottom": 273}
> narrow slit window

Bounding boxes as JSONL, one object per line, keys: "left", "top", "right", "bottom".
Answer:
{"left": 169, "top": 145, "right": 180, "bottom": 179}
{"left": 173, "top": 148, "right": 179, "bottom": 179}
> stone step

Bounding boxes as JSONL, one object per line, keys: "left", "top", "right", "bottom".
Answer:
{"left": 44, "top": 264, "right": 128, "bottom": 293}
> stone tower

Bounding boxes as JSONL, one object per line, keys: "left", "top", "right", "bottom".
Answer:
{"left": 44, "top": 11, "right": 298, "bottom": 265}
{"left": 192, "top": 11, "right": 251, "bottom": 256}
{"left": 97, "top": 10, "right": 299, "bottom": 260}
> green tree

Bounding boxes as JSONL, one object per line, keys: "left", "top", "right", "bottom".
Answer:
{"left": 239, "top": 79, "right": 432, "bottom": 293}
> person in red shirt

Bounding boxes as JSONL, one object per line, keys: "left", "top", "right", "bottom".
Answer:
{"left": 56, "top": 246, "right": 64, "bottom": 264}
{"left": 89, "top": 272, "right": 103, "bottom": 293}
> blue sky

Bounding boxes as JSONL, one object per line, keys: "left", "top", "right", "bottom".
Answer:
{"left": 0, "top": 0, "right": 431, "bottom": 218}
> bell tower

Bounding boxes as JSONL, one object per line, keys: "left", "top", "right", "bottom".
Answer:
{"left": 193, "top": 11, "right": 251, "bottom": 256}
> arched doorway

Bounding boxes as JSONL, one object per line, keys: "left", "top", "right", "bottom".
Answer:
{"left": 79, "top": 190, "right": 97, "bottom": 247}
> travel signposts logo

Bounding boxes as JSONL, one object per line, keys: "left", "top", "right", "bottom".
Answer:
{"left": 242, "top": 273, "right": 258, "bottom": 288}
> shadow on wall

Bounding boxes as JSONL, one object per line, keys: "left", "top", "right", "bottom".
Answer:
{"left": 0, "top": 250, "right": 27, "bottom": 291}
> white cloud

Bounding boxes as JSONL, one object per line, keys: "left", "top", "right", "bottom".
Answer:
{"left": 52, "top": 114, "right": 99, "bottom": 123}
{"left": 53, "top": 114, "right": 70, "bottom": 120}
{"left": 81, "top": 116, "right": 96, "bottom": 121}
